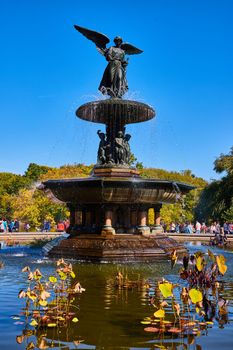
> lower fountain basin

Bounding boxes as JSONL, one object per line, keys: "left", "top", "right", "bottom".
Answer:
{"left": 42, "top": 177, "right": 194, "bottom": 205}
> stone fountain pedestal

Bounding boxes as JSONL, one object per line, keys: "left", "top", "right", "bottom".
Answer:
{"left": 47, "top": 234, "right": 187, "bottom": 262}
{"left": 42, "top": 99, "right": 194, "bottom": 261}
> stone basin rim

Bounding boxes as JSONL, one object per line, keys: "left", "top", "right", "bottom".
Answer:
{"left": 76, "top": 99, "right": 155, "bottom": 124}
{"left": 41, "top": 177, "right": 195, "bottom": 192}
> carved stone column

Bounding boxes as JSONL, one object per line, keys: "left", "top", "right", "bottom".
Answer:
{"left": 85, "top": 210, "right": 91, "bottom": 226}
{"left": 74, "top": 208, "right": 82, "bottom": 225}
{"left": 128, "top": 207, "right": 137, "bottom": 233}
{"left": 137, "top": 205, "right": 150, "bottom": 236}
{"left": 101, "top": 206, "right": 116, "bottom": 236}
{"left": 68, "top": 204, "right": 75, "bottom": 233}
{"left": 151, "top": 204, "right": 164, "bottom": 234}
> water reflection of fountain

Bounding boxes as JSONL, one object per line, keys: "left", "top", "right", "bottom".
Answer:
{"left": 0, "top": 246, "right": 231, "bottom": 350}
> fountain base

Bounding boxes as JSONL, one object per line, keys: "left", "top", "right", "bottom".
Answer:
{"left": 48, "top": 233, "right": 187, "bottom": 262}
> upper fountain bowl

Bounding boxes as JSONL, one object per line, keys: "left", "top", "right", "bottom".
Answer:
{"left": 76, "top": 99, "right": 155, "bottom": 125}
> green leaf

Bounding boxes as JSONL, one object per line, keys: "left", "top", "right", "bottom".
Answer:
{"left": 159, "top": 282, "right": 173, "bottom": 298}
{"left": 189, "top": 288, "right": 203, "bottom": 303}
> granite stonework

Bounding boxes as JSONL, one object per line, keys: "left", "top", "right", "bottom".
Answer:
{"left": 46, "top": 234, "right": 187, "bottom": 262}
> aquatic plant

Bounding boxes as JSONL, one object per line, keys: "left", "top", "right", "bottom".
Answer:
{"left": 115, "top": 271, "right": 145, "bottom": 289}
{"left": 15, "top": 258, "right": 85, "bottom": 348}
{"left": 142, "top": 249, "right": 229, "bottom": 338}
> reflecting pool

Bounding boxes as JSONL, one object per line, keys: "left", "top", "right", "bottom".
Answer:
{"left": 0, "top": 244, "right": 233, "bottom": 349}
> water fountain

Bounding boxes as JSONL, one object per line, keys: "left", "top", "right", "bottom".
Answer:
{"left": 41, "top": 25, "right": 194, "bottom": 261}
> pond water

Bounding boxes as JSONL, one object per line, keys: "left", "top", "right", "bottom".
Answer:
{"left": 0, "top": 243, "right": 233, "bottom": 350}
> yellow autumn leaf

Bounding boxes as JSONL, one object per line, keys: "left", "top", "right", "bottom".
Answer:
{"left": 141, "top": 321, "right": 151, "bottom": 325}
{"left": 189, "top": 288, "right": 203, "bottom": 303}
{"left": 39, "top": 300, "right": 47, "bottom": 307}
{"left": 216, "top": 255, "right": 227, "bottom": 275}
{"left": 70, "top": 271, "right": 76, "bottom": 279}
{"left": 58, "top": 271, "right": 67, "bottom": 280}
{"left": 58, "top": 317, "right": 65, "bottom": 321}
{"left": 196, "top": 256, "right": 204, "bottom": 272}
{"left": 159, "top": 282, "right": 173, "bottom": 298}
{"left": 72, "top": 317, "right": 79, "bottom": 323}
{"left": 154, "top": 309, "right": 165, "bottom": 318}
{"left": 49, "top": 276, "right": 57, "bottom": 283}
{"left": 26, "top": 292, "right": 37, "bottom": 301}
{"left": 47, "top": 323, "right": 57, "bottom": 327}
{"left": 30, "top": 319, "right": 38, "bottom": 327}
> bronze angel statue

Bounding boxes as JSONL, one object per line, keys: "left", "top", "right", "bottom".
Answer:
{"left": 74, "top": 25, "right": 143, "bottom": 98}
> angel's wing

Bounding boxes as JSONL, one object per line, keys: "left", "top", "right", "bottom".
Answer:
{"left": 74, "top": 25, "right": 110, "bottom": 49}
{"left": 121, "top": 43, "right": 143, "bottom": 55}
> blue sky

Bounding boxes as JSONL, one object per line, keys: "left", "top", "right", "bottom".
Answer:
{"left": 0, "top": 0, "right": 232, "bottom": 181}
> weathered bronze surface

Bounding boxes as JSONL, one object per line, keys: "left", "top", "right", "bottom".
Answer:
{"left": 74, "top": 25, "right": 143, "bottom": 98}
{"left": 42, "top": 177, "right": 194, "bottom": 205}
{"left": 76, "top": 99, "right": 155, "bottom": 167}
{"left": 76, "top": 99, "right": 155, "bottom": 124}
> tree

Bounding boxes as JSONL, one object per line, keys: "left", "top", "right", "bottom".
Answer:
{"left": 195, "top": 146, "right": 233, "bottom": 223}
{"left": 24, "top": 163, "right": 51, "bottom": 182}
{"left": 140, "top": 168, "right": 207, "bottom": 225}
{"left": 11, "top": 188, "right": 69, "bottom": 229}
{"left": 214, "top": 146, "right": 233, "bottom": 175}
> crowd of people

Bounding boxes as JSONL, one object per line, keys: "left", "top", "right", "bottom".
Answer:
{"left": 1, "top": 217, "right": 232, "bottom": 235}
{"left": 0, "top": 218, "right": 20, "bottom": 233}
{"left": 163, "top": 221, "right": 233, "bottom": 234}
{"left": 0, "top": 218, "right": 69, "bottom": 233}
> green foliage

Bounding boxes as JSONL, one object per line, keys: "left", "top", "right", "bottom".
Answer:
{"left": 24, "top": 163, "right": 51, "bottom": 182}
{"left": 40, "top": 163, "right": 93, "bottom": 181}
{"left": 1, "top": 162, "right": 208, "bottom": 226}
{"left": 223, "top": 203, "right": 233, "bottom": 221}
{"left": 0, "top": 173, "right": 28, "bottom": 218}
{"left": 214, "top": 146, "right": 233, "bottom": 175}
{"left": 141, "top": 168, "right": 207, "bottom": 224}
{"left": 195, "top": 146, "right": 233, "bottom": 223}
{"left": 11, "top": 188, "right": 69, "bottom": 228}
{"left": 127, "top": 153, "right": 144, "bottom": 169}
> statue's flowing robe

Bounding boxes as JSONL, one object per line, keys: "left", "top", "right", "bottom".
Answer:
{"left": 99, "top": 46, "right": 128, "bottom": 98}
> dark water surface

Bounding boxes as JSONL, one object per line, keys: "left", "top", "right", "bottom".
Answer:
{"left": 0, "top": 243, "right": 233, "bottom": 350}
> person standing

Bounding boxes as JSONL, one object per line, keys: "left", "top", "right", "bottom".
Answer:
{"left": 14, "top": 219, "right": 19, "bottom": 232}
{"left": 223, "top": 222, "right": 229, "bottom": 235}
{"left": 57, "top": 221, "right": 65, "bottom": 232}
{"left": 195, "top": 221, "right": 201, "bottom": 234}
{"left": 187, "top": 222, "right": 193, "bottom": 234}
{"left": 210, "top": 222, "right": 216, "bottom": 234}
